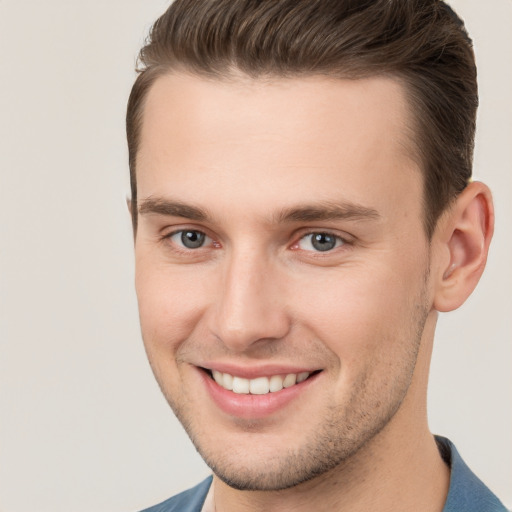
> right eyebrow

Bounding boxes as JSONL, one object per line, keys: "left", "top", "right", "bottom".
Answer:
{"left": 138, "top": 197, "right": 209, "bottom": 221}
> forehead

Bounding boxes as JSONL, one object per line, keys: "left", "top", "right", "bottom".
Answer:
{"left": 136, "top": 72, "right": 421, "bottom": 223}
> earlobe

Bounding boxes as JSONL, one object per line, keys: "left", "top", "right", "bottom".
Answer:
{"left": 433, "top": 181, "right": 494, "bottom": 312}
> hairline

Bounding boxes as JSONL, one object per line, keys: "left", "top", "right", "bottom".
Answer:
{"left": 131, "top": 66, "right": 433, "bottom": 237}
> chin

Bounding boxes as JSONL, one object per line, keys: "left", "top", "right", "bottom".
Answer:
{"left": 184, "top": 408, "right": 394, "bottom": 492}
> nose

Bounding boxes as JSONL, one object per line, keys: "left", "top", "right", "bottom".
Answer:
{"left": 210, "top": 249, "right": 291, "bottom": 352}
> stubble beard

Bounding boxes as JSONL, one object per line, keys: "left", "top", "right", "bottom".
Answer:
{"left": 154, "top": 283, "right": 431, "bottom": 492}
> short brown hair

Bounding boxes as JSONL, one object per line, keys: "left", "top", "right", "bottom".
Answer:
{"left": 127, "top": 0, "right": 477, "bottom": 237}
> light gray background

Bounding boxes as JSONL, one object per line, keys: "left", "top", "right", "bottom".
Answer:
{"left": 0, "top": 1, "right": 510, "bottom": 511}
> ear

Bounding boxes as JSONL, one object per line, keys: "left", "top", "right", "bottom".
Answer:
{"left": 433, "top": 181, "right": 494, "bottom": 312}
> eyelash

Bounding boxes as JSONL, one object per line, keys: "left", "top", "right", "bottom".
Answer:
{"left": 162, "top": 228, "right": 350, "bottom": 255}
{"left": 291, "top": 232, "right": 347, "bottom": 253}
{"left": 163, "top": 229, "right": 218, "bottom": 252}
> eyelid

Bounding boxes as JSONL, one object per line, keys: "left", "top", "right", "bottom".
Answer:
{"left": 160, "top": 226, "right": 221, "bottom": 251}
{"left": 160, "top": 223, "right": 211, "bottom": 239}
{"left": 290, "top": 228, "right": 353, "bottom": 248}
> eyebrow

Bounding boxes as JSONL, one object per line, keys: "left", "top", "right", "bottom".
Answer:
{"left": 273, "top": 202, "right": 381, "bottom": 223}
{"left": 138, "top": 197, "right": 380, "bottom": 224}
{"left": 139, "top": 197, "right": 209, "bottom": 221}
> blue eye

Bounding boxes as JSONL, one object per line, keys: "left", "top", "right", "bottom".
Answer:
{"left": 298, "top": 232, "right": 343, "bottom": 252}
{"left": 170, "top": 230, "right": 211, "bottom": 249}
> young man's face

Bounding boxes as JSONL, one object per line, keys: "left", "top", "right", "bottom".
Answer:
{"left": 134, "top": 73, "right": 437, "bottom": 490}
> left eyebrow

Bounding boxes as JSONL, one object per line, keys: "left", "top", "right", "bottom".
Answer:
{"left": 273, "top": 202, "right": 381, "bottom": 224}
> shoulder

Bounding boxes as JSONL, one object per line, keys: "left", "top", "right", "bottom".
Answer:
{"left": 139, "top": 476, "right": 213, "bottom": 512}
{"left": 436, "top": 436, "right": 508, "bottom": 512}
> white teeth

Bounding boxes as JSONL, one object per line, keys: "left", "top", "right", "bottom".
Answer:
{"left": 232, "top": 376, "right": 250, "bottom": 394}
{"left": 283, "top": 374, "right": 297, "bottom": 388}
{"left": 297, "top": 371, "right": 309, "bottom": 383}
{"left": 249, "top": 377, "right": 270, "bottom": 395}
{"left": 269, "top": 375, "right": 284, "bottom": 392}
{"left": 212, "top": 370, "right": 223, "bottom": 386}
{"left": 211, "top": 370, "right": 312, "bottom": 394}
{"left": 222, "top": 372, "right": 233, "bottom": 390}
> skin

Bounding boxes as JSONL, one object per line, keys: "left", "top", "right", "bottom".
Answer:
{"left": 133, "top": 73, "right": 493, "bottom": 511}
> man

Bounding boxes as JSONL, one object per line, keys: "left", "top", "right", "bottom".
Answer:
{"left": 127, "top": 1, "right": 507, "bottom": 511}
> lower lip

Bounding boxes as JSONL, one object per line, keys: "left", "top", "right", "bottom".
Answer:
{"left": 199, "top": 370, "right": 320, "bottom": 419}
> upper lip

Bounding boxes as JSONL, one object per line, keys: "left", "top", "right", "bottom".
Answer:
{"left": 198, "top": 362, "right": 321, "bottom": 379}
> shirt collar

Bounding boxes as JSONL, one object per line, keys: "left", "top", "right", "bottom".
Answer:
{"left": 436, "top": 436, "right": 506, "bottom": 512}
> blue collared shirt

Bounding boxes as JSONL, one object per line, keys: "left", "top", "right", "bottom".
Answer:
{"left": 140, "top": 436, "right": 508, "bottom": 512}
{"left": 436, "top": 437, "right": 507, "bottom": 512}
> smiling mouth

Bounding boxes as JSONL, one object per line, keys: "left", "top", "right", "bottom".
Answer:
{"left": 204, "top": 369, "right": 322, "bottom": 395}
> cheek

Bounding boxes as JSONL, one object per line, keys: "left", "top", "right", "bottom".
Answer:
{"left": 135, "top": 257, "right": 212, "bottom": 354}
{"left": 291, "top": 266, "right": 428, "bottom": 420}
{"left": 290, "top": 264, "right": 422, "bottom": 366}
